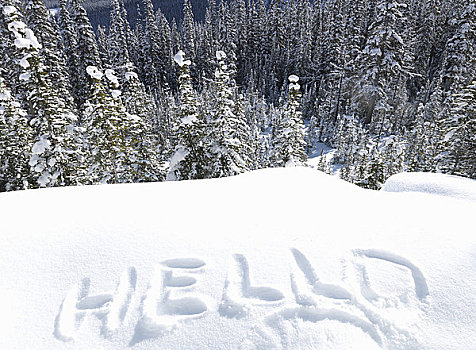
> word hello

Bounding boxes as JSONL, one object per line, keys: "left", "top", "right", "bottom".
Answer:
{"left": 54, "top": 248, "right": 428, "bottom": 347}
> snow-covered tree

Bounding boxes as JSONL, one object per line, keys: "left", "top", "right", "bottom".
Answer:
{"left": 57, "top": 0, "right": 81, "bottom": 107}
{"left": 122, "top": 69, "right": 164, "bottom": 182}
{"left": 23, "top": 0, "right": 74, "bottom": 109}
{"left": 0, "top": 77, "right": 32, "bottom": 191}
{"left": 167, "top": 50, "right": 208, "bottom": 181}
{"left": 83, "top": 67, "right": 137, "bottom": 184}
{"left": 352, "top": 0, "right": 408, "bottom": 134}
{"left": 206, "top": 51, "right": 250, "bottom": 178}
{"left": 439, "top": 80, "right": 476, "bottom": 178}
{"left": 70, "top": 0, "right": 102, "bottom": 107}
{"left": 271, "top": 75, "right": 307, "bottom": 167}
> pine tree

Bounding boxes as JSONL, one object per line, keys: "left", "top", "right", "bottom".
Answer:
{"left": 167, "top": 50, "right": 208, "bottom": 181}
{"left": 441, "top": 2, "right": 475, "bottom": 94}
{"left": 0, "top": 77, "right": 32, "bottom": 191}
{"left": 108, "top": 0, "right": 135, "bottom": 79}
{"left": 70, "top": 0, "right": 102, "bottom": 107}
{"left": 57, "top": 0, "right": 81, "bottom": 107}
{"left": 352, "top": 0, "right": 408, "bottom": 134}
{"left": 23, "top": 0, "right": 74, "bottom": 109}
{"left": 83, "top": 66, "right": 141, "bottom": 184}
{"left": 140, "top": 0, "right": 161, "bottom": 90}
{"left": 0, "top": 3, "right": 29, "bottom": 96}
{"left": 25, "top": 52, "right": 80, "bottom": 188}
{"left": 366, "top": 145, "right": 385, "bottom": 190}
{"left": 271, "top": 75, "right": 308, "bottom": 167}
{"left": 182, "top": 0, "right": 196, "bottom": 63}
{"left": 439, "top": 79, "right": 476, "bottom": 178}
{"left": 206, "top": 51, "right": 249, "bottom": 178}
{"left": 122, "top": 69, "right": 164, "bottom": 182}
{"left": 1, "top": 3, "right": 80, "bottom": 188}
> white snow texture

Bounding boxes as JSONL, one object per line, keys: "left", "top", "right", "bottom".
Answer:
{"left": 0, "top": 168, "right": 475, "bottom": 350}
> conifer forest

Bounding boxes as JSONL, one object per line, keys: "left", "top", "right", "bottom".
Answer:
{"left": 0, "top": 0, "right": 475, "bottom": 192}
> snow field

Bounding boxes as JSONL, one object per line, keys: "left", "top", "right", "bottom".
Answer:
{"left": 0, "top": 167, "right": 475, "bottom": 349}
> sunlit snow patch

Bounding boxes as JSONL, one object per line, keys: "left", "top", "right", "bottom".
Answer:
{"left": 382, "top": 172, "right": 476, "bottom": 201}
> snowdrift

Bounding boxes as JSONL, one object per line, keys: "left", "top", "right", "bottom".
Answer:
{"left": 0, "top": 168, "right": 475, "bottom": 349}
{"left": 382, "top": 172, "right": 476, "bottom": 201}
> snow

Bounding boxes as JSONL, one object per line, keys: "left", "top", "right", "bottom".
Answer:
{"left": 19, "top": 72, "right": 31, "bottom": 81}
{"left": 174, "top": 50, "right": 191, "bottom": 67}
{"left": 38, "top": 171, "right": 50, "bottom": 187}
{"left": 19, "top": 54, "right": 31, "bottom": 69}
{"left": 125, "top": 71, "right": 138, "bottom": 81}
{"left": 86, "top": 66, "right": 103, "bottom": 81}
{"left": 31, "top": 136, "right": 51, "bottom": 155}
{"left": 49, "top": 8, "right": 60, "bottom": 17}
{"left": 105, "top": 69, "right": 119, "bottom": 87}
{"left": 166, "top": 146, "right": 190, "bottom": 181}
{"left": 8, "top": 20, "right": 26, "bottom": 33}
{"left": 24, "top": 28, "right": 41, "bottom": 49}
{"left": 180, "top": 114, "right": 197, "bottom": 125}
{"left": 3, "top": 5, "right": 17, "bottom": 16}
{"left": 0, "top": 90, "right": 12, "bottom": 101}
{"left": 216, "top": 50, "right": 227, "bottom": 60}
{"left": 0, "top": 167, "right": 475, "bottom": 349}
{"left": 370, "top": 48, "right": 382, "bottom": 56}
{"left": 285, "top": 159, "right": 297, "bottom": 167}
{"left": 111, "top": 90, "right": 122, "bottom": 99}
{"left": 382, "top": 172, "right": 476, "bottom": 201}
{"left": 14, "top": 37, "right": 32, "bottom": 49}
{"left": 11, "top": 24, "right": 41, "bottom": 50}
{"left": 288, "top": 75, "right": 299, "bottom": 83}
{"left": 289, "top": 83, "right": 300, "bottom": 91}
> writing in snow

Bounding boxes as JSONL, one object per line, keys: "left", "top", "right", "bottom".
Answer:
{"left": 54, "top": 248, "right": 428, "bottom": 345}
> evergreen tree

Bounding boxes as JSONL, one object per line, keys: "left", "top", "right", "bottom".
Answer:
{"left": 2, "top": 3, "right": 80, "bottom": 188}
{"left": 57, "top": 0, "right": 81, "bottom": 107}
{"left": 206, "top": 51, "right": 249, "bottom": 178}
{"left": 140, "top": 0, "right": 161, "bottom": 90}
{"left": 352, "top": 0, "right": 408, "bottom": 134}
{"left": 122, "top": 69, "right": 164, "bottom": 182}
{"left": 108, "top": 0, "right": 131, "bottom": 76}
{"left": 441, "top": 2, "right": 475, "bottom": 94}
{"left": 271, "top": 75, "right": 308, "bottom": 167}
{"left": 0, "top": 77, "right": 32, "bottom": 191}
{"left": 439, "top": 79, "right": 476, "bottom": 178}
{"left": 23, "top": 0, "right": 74, "bottom": 109}
{"left": 70, "top": 0, "right": 102, "bottom": 107}
{"left": 25, "top": 52, "right": 80, "bottom": 188}
{"left": 167, "top": 50, "right": 208, "bottom": 181}
{"left": 83, "top": 66, "right": 141, "bottom": 184}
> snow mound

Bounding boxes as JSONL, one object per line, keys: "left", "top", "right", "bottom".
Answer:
{"left": 382, "top": 172, "right": 476, "bottom": 201}
{"left": 0, "top": 168, "right": 475, "bottom": 349}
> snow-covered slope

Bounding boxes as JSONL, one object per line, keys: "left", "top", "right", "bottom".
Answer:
{"left": 382, "top": 172, "right": 476, "bottom": 201}
{"left": 0, "top": 168, "right": 475, "bottom": 349}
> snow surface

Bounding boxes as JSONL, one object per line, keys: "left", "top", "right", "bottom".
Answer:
{"left": 0, "top": 168, "right": 475, "bottom": 349}
{"left": 382, "top": 172, "right": 476, "bottom": 201}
